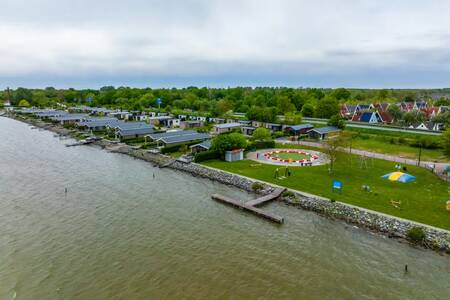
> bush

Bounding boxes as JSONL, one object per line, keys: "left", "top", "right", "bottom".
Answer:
{"left": 251, "top": 182, "right": 264, "bottom": 192}
{"left": 272, "top": 131, "right": 284, "bottom": 139}
{"left": 411, "top": 137, "right": 440, "bottom": 149}
{"left": 193, "top": 150, "right": 221, "bottom": 162}
{"left": 282, "top": 191, "right": 295, "bottom": 198}
{"left": 161, "top": 144, "right": 185, "bottom": 154}
{"left": 406, "top": 227, "right": 426, "bottom": 243}
{"left": 211, "top": 132, "right": 247, "bottom": 153}
{"left": 247, "top": 140, "right": 276, "bottom": 150}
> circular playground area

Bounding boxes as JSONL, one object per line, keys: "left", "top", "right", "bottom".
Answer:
{"left": 252, "top": 149, "right": 327, "bottom": 166}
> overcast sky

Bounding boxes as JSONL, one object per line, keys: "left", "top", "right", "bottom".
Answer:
{"left": 1, "top": 0, "right": 450, "bottom": 89}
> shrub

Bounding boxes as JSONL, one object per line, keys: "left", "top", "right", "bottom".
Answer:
{"left": 193, "top": 150, "right": 221, "bottom": 162}
{"left": 161, "top": 144, "right": 184, "bottom": 154}
{"left": 247, "top": 140, "right": 276, "bottom": 150}
{"left": 272, "top": 131, "right": 285, "bottom": 139}
{"left": 251, "top": 182, "right": 264, "bottom": 192}
{"left": 282, "top": 191, "right": 295, "bottom": 198}
{"left": 211, "top": 132, "right": 247, "bottom": 153}
{"left": 406, "top": 227, "right": 426, "bottom": 243}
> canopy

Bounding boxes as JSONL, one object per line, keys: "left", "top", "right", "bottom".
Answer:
{"left": 382, "top": 172, "right": 416, "bottom": 183}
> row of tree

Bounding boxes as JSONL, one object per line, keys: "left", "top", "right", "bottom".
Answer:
{"left": 2, "top": 86, "right": 449, "bottom": 123}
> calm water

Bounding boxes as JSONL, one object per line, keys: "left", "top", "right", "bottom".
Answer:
{"left": 0, "top": 117, "right": 449, "bottom": 300}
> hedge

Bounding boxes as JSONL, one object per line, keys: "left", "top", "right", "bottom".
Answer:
{"left": 246, "top": 140, "right": 275, "bottom": 150}
{"left": 161, "top": 144, "right": 185, "bottom": 154}
{"left": 194, "top": 150, "right": 221, "bottom": 162}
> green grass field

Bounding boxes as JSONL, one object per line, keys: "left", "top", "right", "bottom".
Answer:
{"left": 202, "top": 154, "right": 450, "bottom": 230}
{"left": 271, "top": 152, "right": 310, "bottom": 161}
{"left": 342, "top": 128, "right": 446, "bottom": 162}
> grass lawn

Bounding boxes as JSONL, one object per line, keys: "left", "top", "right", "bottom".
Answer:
{"left": 202, "top": 154, "right": 450, "bottom": 230}
{"left": 350, "top": 138, "right": 446, "bottom": 162}
{"left": 271, "top": 152, "right": 311, "bottom": 161}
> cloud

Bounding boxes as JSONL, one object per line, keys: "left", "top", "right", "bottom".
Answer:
{"left": 1, "top": 0, "right": 450, "bottom": 88}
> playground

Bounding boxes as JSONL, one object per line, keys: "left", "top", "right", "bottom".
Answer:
{"left": 251, "top": 149, "right": 327, "bottom": 166}
{"left": 203, "top": 150, "right": 450, "bottom": 230}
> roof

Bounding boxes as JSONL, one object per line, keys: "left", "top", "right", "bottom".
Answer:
{"left": 360, "top": 112, "right": 374, "bottom": 122}
{"left": 358, "top": 104, "right": 372, "bottom": 110}
{"left": 285, "top": 124, "right": 314, "bottom": 131}
{"left": 378, "top": 111, "right": 394, "bottom": 123}
{"left": 118, "top": 127, "right": 155, "bottom": 136}
{"left": 51, "top": 114, "right": 88, "bottom": 121}
{"left": 346, "top": 105, "right": 358, "bottom": 113}
{"left": 146, "top": 130, "right": 198, "bottom": 140}
{"left": 77, "top": 119, "right": 120, "bottom": 128}
{"left": 214, "top": 122, "right": 242, "bottom": 129}
{"left": 113, "top": 121, "right": 154, "bottom": 131}
{"left": 310, "top": 126, "right": 341, "bottom": 134}
{"left": 189, "top": 140, "right": 212, "bottom": 149}
{"left": 158, "top": 133, "right": 210, "bottom": 145}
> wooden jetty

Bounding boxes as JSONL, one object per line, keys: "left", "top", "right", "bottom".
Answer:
{"left": 245, "top": 188, "right": 285, "bottom": 207}
{"left": 211, "top": 187, "right": 286, "bottom": 224}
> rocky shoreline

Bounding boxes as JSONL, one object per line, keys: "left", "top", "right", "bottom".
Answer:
{"left": 6, "top": 114, "right": 450, "bottom": 253}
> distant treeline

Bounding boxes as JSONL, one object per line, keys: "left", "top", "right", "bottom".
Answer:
{"left": 2, "top": 87, "right": 450, "bottom": 122}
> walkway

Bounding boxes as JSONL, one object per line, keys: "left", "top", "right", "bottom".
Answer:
{"left": 212, "top": 187, "right": 286, "bottom": 223}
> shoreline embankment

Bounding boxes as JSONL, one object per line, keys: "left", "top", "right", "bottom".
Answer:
{"left": 5, "top": 114, "right": 450, "bottom": 253}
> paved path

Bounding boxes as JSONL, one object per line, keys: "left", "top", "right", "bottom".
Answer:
{"left": 276, "top": 138, "right": 449, "bottom": 178}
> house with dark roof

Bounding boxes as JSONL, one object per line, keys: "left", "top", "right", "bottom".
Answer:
{"left": 76, "top": 118, "right": 120, "bottom": 131}
{"left": 156, "top": 132, "right": 211, "bottom": 147}
{"left": 214, "top": 122, "right": 242, "bottom": 134}
{"left": 264, "top": 123, "right": 283, "bottom": 132}
{"left": 241, "top": 126, "right": 257, "bottom": 136}
{"left": 284, "top": 124, "right": 314, "bottom": 135}
{"left": 352, "top": 111, "right": 382, "bottom": 123}
{"left": 51, "top": 114, "right": 88, "bottom": 125}
{"left": 180, "top": 120, "right": 203, "bottom": 129}
{"left": 117, "top": 127, "right": 155, "bottom": 140}
{"left": 378, "top": 111, "right": 394, "bottom": 124}
{"left": 108, "top": 121, "right": 155, "bottom": 140}
{"left": 414, "top": 101, "right": 427, "bottom": 110}
{"left": 308, "top": 126, "right": 341, "bottom": 140}
{"left": 189, "top": 140, "right": 212, "bottom": 153}
{"left": 374, "top": 103, "right": 390, "bottom": 112}
{"left": 421, "top": 107, "right": 440, "bottom": 120}
{"left": 357, "top": 104, "right": 374, "bottom": 111}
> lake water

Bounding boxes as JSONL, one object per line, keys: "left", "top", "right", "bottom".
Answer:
{"left": 0, "top": 117, "right": 449, "bottom": 299}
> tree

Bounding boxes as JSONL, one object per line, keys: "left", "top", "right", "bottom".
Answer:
{"left": 432, "top": 111, "right": 450, "bottom": 127}
{"left": 252, "top": 127, "right": 272, "bottom": 141}
{"left": 276, "top": 95, "right": 296, "bottom": 114}
{"left": 332, "top": 88, "right": 351, "bottom": 101}
{"left": 18, "top": 99, "right": 31, "bottom": 107}
{"left": 301, "top": 103, "right": 315, "bottom": 117}
{"left": 387, "top": 104, "right": 403, "bottom": 122}
{"left": 442, "top": 128, "right": 450, "bottom": 158}
{"left": 377, "top": 89, "right": 389, "bottom": 100}
{"left": 402, "top": 110, "right": 425, "bottom": 126}
{"left": 214, "top": 99, "right": 233, "bottom": 116}
{"left": 327, "top": 114, "right": 346, "bottom": 129}
{"left": 211, "top": 133, "right": 247, "bottom": 154}
{"left": 315, "top": 96, "right": 339, "bottom": 119}
{"left": 323, "top": 134, "right": 346, "bottom": 173}
{"left": 283, "top": 112, "right": 302, "bottom": 125}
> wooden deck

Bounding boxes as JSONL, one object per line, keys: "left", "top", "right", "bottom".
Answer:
{"left": 211, "top": 188, "right": 286, "bottom": 224}
{"left": 245, "top": 188, "right": 285, "bottom": 207}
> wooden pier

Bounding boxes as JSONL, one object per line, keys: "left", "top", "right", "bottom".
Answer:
{"left": 211, "top": 187, "right": 286, "bottom": 224}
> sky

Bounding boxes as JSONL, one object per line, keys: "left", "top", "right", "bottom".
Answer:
{"left": 1, "top": 0, "right": 450, "bottom": 89}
